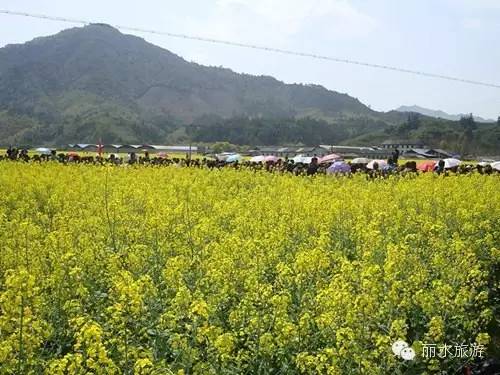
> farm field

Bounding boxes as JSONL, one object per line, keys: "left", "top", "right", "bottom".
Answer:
{"left": 0, "top": 163, "right": 498, "bottom": 374}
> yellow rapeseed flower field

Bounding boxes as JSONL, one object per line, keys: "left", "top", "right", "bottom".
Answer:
{"left": 0, "top": 162, "right": 498, "bottom": 374}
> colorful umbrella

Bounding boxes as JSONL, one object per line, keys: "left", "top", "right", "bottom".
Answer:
{"left": 249, "top": 155, "right": 265, "bottom": 162}
{"left": 326, "top": 161, "right": 351, "bottom": 174}
{"left": 366, "top": 160, "right": 388, "bottom": 170}
{"left": 319, "top": 153, "right": 342, "bottom": 164}
{"left": 351, "top": 157, "right": 370, "bottom": 164}
{"left": 417, "top": 160, "right": 436, "bottom": 172}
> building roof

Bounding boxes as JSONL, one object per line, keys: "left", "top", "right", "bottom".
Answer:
{"left": 76, "top": 143, "right": 95, "bottom": 149}
{"left": 403, "top": 148, "right": 434, "bottom": 157}
{"left": 256, "top": 146, "right": 285, "bottom": 153}
{"left": 296, "top": 147, "right": 316, "bottom": 153}
{"left": 70, "top": 144, "right": 198, "bottom": 151}
{"left": 150, "top": 145, "right": 198, "bottom": 151}
{"left": 320, "top": 144, "right": 376, "bottom": 151}
{"left": 357, "top": 149, "right": 392, "bottom": 155}
{"left": 401, "top": 148, "right": 456, "bottom": 158}
{"left": 382, "top": 139, "right": 425, "bottom": 145}
{"left": 432, "top": 149, "right": 454, "bottom": 157}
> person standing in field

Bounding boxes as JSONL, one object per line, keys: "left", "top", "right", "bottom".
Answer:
{"left": 435, "top": 159, "right": 445, "bottom": 175}
{"left": 307, "top": 156, "right": 319, "bottom": 176}
{"left": 129, "top": 152, "right": 137, "bottom": 164}
{"left": 368, "top": 161, "right": 380, "bottom": 180}
{"left": 392, "top": 148, "right": 400, "bottom": 165}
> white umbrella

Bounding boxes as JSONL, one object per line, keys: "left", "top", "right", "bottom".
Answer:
{"left": 292, "top": 155, "right": 313, "bottom": 164}
{"left": 366, "top": 159, "right": 388, "bottom": 170}
{"left": 35, "top": 147, "right": 52, "bottom": 155}
{"left": 491, "top": 161, "right": 500, "bottom": 171}
{"left": 351, "top": 157, "right": 370, "bottom": 164}
{"left": 442, "top": 158, "right": 461, "bottom": 169}
{"left": 249, "top": 155, "right": 265, "bottom": 162}
{"left": 292, "top": 154, "right": 306, "bottom": 163}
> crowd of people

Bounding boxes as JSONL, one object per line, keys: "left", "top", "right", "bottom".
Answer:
{"left": 2, "top": 146, "right": 499, "bottom": 177}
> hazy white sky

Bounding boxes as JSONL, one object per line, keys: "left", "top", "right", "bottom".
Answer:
{"left": 1, "top": 0, "right": 499, "bottom": 119}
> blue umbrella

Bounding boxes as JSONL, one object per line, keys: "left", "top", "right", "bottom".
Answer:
{"left": 225, "top": 154, "right": 242, "bottom": 163}
{"left": 326, "top": 161, "right": 351, "bottom": 174}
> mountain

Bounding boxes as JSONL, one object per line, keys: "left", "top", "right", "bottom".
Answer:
{"left": 396, "top": 105, "right": 494, "bottom": 123}
{"left": 0, "top": 24, "right": 382, "bottom": 144}
{"left": 0, "top": 24, "right": 498, "bottom": 155}
{"left": 0, "top": 24, "right": 375, "bottom": 121}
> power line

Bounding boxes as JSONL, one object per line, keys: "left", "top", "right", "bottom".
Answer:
{"left": 1, "top": 9, "right": 500, "bottom": 89}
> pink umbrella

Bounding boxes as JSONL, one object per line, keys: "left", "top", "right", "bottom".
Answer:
{"left": 158, "top": 152, "right": 168, "bottom": 158}
{"left": 264, "top": 155, "right": 280, "bottom": 162}
{"left": 319, "top": 153, "right": 342, "bottom": 164}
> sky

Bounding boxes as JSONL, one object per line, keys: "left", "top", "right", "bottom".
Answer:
{"left": 1, "top": 0, "right": 499, "bottom": 119}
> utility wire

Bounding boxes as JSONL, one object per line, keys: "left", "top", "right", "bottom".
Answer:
{"left": 1, "top": 9, "right": 499, "bottom": 89}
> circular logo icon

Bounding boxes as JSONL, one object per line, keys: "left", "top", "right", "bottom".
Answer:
{"left": 400, "top": 347, "right": 416, "bottom": 361}
{"left": 392, "top": 340, "right": 409, "bottom": 356}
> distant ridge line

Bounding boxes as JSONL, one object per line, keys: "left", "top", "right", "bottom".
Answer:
{"left": 1, "top": 9, "right": 500, "bottom": 89}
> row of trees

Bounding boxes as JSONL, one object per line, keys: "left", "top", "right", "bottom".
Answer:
{"left": 388, "top": 112, "right": 500, "bottom": 155}
{"left": 187, "top": 116, "right": 352, "bottom": 146}
{"left": 3, "top": 106, "right": 498, "bottom": 154}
